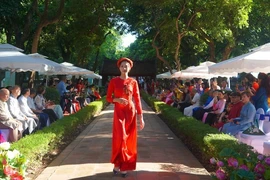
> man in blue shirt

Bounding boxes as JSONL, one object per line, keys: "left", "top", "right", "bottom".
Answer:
{"left": 56, "top": 76, "right": 67, "bottom": 110}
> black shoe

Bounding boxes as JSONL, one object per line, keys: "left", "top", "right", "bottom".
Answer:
{"left": 121, "top": 172, "right": 127, "bottom": 178}
{"left": 113, "top": 169, "right": 118, "bottom": 175}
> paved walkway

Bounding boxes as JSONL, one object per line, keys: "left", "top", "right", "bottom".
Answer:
{"left": 35, "top": 100, "right": 211, "bottom": 180}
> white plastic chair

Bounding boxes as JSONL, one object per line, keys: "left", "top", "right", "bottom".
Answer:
{"left": 240, "top": 108, "right": 267, "bottom": 154}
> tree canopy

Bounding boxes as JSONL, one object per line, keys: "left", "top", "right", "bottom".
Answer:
{"left": 0, "top": 0, "right": 269, "bottom": 74}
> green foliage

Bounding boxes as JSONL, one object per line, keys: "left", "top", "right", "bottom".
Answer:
{"left": 44, "top": 87, "right": 60, "bottom": 104}
{"left": 199, "top": 92, "right": 210, "bottom": 106}
{"left": 0, "top": 0, "right": 270, "bottom": 74}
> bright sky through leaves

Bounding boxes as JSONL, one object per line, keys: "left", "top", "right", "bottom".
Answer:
{"left": 121, "top": 33, "right": 136, "bottom": 48}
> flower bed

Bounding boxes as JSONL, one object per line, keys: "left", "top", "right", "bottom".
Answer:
{"left": 210, "top": 148, "right": 270, "bottom": 179}
{"left": 7, "top": 97, "right": 107, "bottom": 179}
{"left": 0, "top": 142, "right": 27, "bottom": 180}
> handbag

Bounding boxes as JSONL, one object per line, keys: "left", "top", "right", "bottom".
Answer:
{"left": 242, "top": 125, "right": 265, "bottom": 135}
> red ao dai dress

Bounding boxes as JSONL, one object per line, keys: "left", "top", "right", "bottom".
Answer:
{"left": 106, "top": 77, "right": 142, "bottom": 171}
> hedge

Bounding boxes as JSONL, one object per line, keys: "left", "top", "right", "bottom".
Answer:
{"left": 10, "top": 96, "right": 108, "bottom": 168}
{"left": 140, "top": 91, "right": 257, "bottom": 163}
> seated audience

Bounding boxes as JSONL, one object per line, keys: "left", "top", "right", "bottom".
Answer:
{"left": 184, "top": 88, "right": 201, "bottom": 117}
{"left": 163, "top": 87, "right": 174, "bottom": 105}
{"left": 178, "top": 83, "right": 192, "bottom": 112}
{"left": 202, "top": 82, "right": 210, "bottom": 93}
{"left": 35, "top": 85, "right": 63, "bottom": 119}
{"left": 76, "top": 79, "right": 85, "bottom": 95}
{"left": 28, "top": 88, "right": 58, "bottom": 123}
{"left": 210, "top": 78, "right": 220, "bottom": 90}
{"left": 193, "top": 90, "right": 218, "bottom": 120}
{"left": 174, "top": 85, "right": 183, "bottom": 102}
{"left": 204, "top": 90, "right": 226, "bottom": 125}
{"left": 0, "top": 88, "right": 23, "bottom": 142}
{"left": 86, "top": 85, "right": 97, "bottom": 102}
{"left": 195, "top": 78, "right": 204, "bottom": 95}
{"left": 18, "top": 88, "right": 49, "bottom": 129}
{"left": 7, "top": 86, "right": 38, "bottom": 134}
{"left": 93, "top": 86, "right": 101, "bottom": 100}
{"left": 64, "top": 85, "right": 81, "bottom": 114}
{"left": 245, "top": 73, "right": 259, "bottom": 92}
{"left": 250, "top": 72, "right": 270, "bottom": 112}
{"left": 213, "top": 92, "right": 244, "bottom": 130}
{"left": 220, "top": 79, "right": 232, "bottom": 91}
{"left": 222, "top": 91, "right": 256, "bottom": 136}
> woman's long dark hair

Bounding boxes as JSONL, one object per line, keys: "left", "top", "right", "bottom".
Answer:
{"left": 258, "top": 72, "right": 270, "bottom": 96}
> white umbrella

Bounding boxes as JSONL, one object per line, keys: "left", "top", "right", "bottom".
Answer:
{"left": 156, "top": 69, "right": 177, "bottom": 79}
{"left": 209, "top": 43, "right": 270, "bottom": 74}
{"left": 83, "top": 73, "right": 102, "bottom": 79}
{"left": 172, "top": 61, "right": 237, "bottom": 79}
{"left": 28, "top": 53, "right": 70, "bottom": 74}
{"left": 0, "top": 43, "right": 23, "bottom": 51}
{"left": 0, "top": 50, "right": 54, "bottom": 72}
{"left": 59, "top": 62, "right": 95, "bottom": 75}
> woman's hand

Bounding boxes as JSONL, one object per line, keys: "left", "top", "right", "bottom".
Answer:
{"left": 114, "top": 98, "right": 128, "bottom": 106}
{"left": 137, "top": 114, "right": 145, "bottom": 130}
{"left": 228, "top": 118, "right": 234, "bottom": 123}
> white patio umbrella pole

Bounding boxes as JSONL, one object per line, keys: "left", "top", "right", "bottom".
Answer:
{"left": 46, "top": 75, "right": 49, "bottom": 87}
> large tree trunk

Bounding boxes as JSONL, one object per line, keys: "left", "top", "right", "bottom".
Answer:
{"left": 31, "top": 25, "right": 44, "bottom": 53}
{"left": 209, "top": 41, "right": 216, "bottom": 62}
{"left": 174, "top": 3, "right": 197, "bottom": 70}
{"left": 197, "top": 28, "right": 216, "bottom": 62}
{"left": 92, "top": 31, "right": 111, "bottom": 71}
{"left": 59, "top": 44, "right": 72, "bottom": 62}
{"left": 222, "top": 44, "right": 234, "bottom": 61}
{"left": 152, "top": 31, "right": 172, "bottom": 73}
{"left": 29, "top": 0, "right": 65, "bottom": 87}
{"left": 31, "top": 0, "right": 65, "bottom": 53}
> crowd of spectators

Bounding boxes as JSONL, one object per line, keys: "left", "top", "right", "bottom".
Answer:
{"left": 145, "top": 72, "right": 270, "bottom": 137}
{"left": 55, "top": 76, "right": 101, "bottom": 114}
{"left": 0, "top": 76, "right": 101, "bottom": 143}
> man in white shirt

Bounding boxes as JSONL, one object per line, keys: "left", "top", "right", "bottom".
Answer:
{"left": 18, "top": 88, "right": 49, "bottom": 129}
{"left": 7, "top": 86, "right": 37, "bottom": 134}
{"left": 184, "top": 88, "right": 201, "bottom": 117}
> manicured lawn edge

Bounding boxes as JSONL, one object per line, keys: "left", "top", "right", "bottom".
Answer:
{"left": 10, "top": 96, "right": 108, "bottom": 168}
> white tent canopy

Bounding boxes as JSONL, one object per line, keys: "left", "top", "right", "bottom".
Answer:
{"left": 60, "top": 62, "right": 94, "bottom": 75}
{"left": 28, "top": 53, "right": 70, "bottom": 74}
{"left": 182, "top": 61, "right": 215, "bottom": 74}
{"left": 156, "top": 69, "right": 177, "bottom": 79}
{"left": 209, "top": 43, "right": 270, "bottom": 74}
{"left": 0, "top": 50, "right": 55, "bottom": 73}
{"left": 172, "top": 61, "right": 237, "bottom": 79}
{"left": 60, "top": 62, "right": 102, "bottom": 79}
{"left": 0, "top": 43, "right": 23, "bottom": 51}
{"left": 83, "top": 73, "right": 102, "bottom": 79}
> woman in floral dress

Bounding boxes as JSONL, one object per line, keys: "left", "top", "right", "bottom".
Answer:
{"left": 106, "top": 57, "right": 145, "bottom": 177}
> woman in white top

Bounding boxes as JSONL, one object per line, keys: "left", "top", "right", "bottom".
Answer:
{"left": 184, "top": 88, "right": 201, "bottom": 117}
{"left": 28, "top": 88, "right": 58, "bottom": 123}
{"left": 35, "top": 86, "right": 63, "bottom": 119}
{"left": 204, "top": 90, "right": 226, "bottom": 125}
